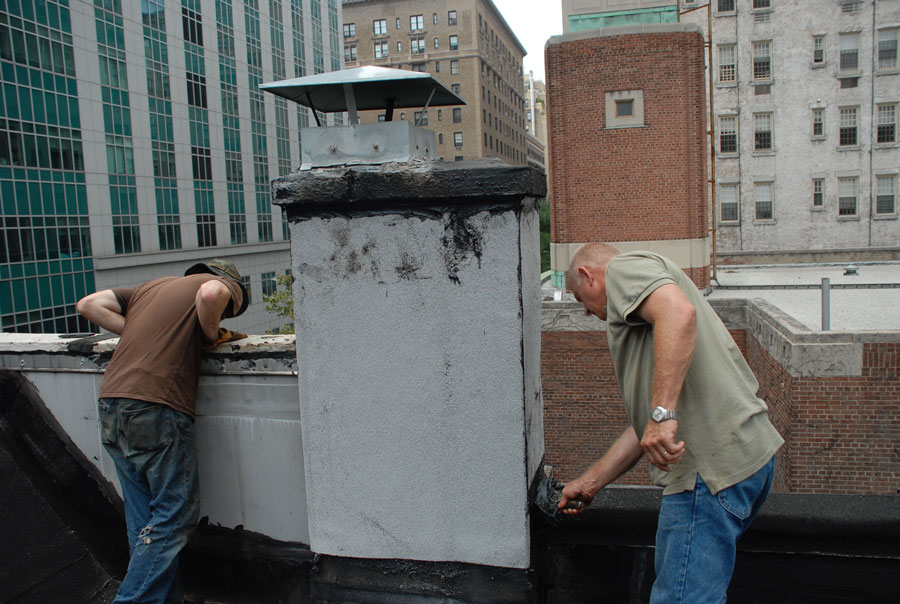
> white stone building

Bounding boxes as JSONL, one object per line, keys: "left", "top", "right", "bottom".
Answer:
{"left": 681, "top": 0, "right": 900, "bottom": 260}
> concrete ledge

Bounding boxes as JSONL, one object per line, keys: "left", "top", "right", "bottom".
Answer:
{"left": 547, "top": 22, "right": 703, "bottom": 47}
{"left": 272, "top": 159, "right": 547, "bottom": 216}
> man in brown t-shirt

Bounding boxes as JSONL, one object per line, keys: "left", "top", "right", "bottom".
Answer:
{"left": 77, "top": 259, "right": 247, "bottom": 604}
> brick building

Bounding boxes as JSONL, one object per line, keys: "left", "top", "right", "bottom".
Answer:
{"left": 341, "top": 0, "right": 529, "bottom": 164}
{"left": 545, "top": 24, "right": 710, "bottom": 289}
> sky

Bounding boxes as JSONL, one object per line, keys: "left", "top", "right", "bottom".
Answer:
{"left": 489, "top": 0, "right": 564, "bottom": 82}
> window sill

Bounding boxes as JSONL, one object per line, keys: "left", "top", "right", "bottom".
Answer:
{"left": 837, "top": 71, "right": 861, "bottom": 79}
{"left": 604, "top": 124, "right": 648, "bottom": 130}
{"left": 811, "top": 136, "right": 827, "bottom": 142}
{"left": 874, "top": 142, "right": 899, "bottom": 149}
{"left": 752, "top": 150, "right": 776, "bottom": 157}
{"left": 811, "top": 206, "right": 826, "bottom": 212}
{"left": 837, "top": 145, "right": 861, "bottom": 152}
{"left": 810, "top": 62, "right": 826, "bottom": 69}
{"left": 718, "top": 221, "right": 741, "bottom": 227}
{"left": 753, "top": 219, "right": 776, "bottom": 225}
{"left": 873, "top": 213, "right": 898, "bottom": 220}
{"left": 837, "top": 215, "right": 860, "bottom": 221}
{"left": 716, "top": 82, "right": 738, "bottom": 88}
{"left": 715, "top": 12, "right": 737, "bottom": 18}
{"left": 876, "top": 69, "right": 900, "bottom": 76}
{"left": 717, "top": 152, "right": 739, "bottom": 159}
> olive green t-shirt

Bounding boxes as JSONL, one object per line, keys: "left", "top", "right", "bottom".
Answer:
{"left": 605, "top": 252, "right": 783, "bottom": 495}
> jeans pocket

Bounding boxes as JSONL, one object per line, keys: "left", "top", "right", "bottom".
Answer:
{"left": 717, "top": 482, "right": 754, "bottom": 520}
{"left": 121, "top": 403, "right": 172, "bottom": 452}
{"left": 716, "top": 458, "right": 774, "bottom": 521}
{"left": 98, "top": 399, "right": 117, "bottom": 446}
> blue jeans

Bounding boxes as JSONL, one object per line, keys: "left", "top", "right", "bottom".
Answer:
{"left": 99, "top": 398, "right": 200, "bottom": 604}
{"left": 651, "top": 456, "right": 775, "bottom": 604}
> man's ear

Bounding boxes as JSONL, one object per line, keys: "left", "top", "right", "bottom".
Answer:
{"left": 577, "top": 266, "right": 592, "bottom": 285}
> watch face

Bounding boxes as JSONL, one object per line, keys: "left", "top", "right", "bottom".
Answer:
{"left": 652, "top": 407, "right": 664, "bottom": 422}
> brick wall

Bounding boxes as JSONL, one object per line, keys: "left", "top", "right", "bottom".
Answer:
{"left": 546, "top": 28, "right": 709, "bottom": 289}
{"left": 541, "top": 330, "right": 899, "bottom": 495}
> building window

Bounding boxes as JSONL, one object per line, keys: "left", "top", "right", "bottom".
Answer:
{"left": 434, "top": 36, "right": 440, "bottom": 49}
{"left": 605, "top": 90, "right": 644, "bottom": 128}
{"left": 753, "top": 41, "right": 772, "bottom": 81}
{"left": 813, "top": 36, "right": 825, "bottom": 65}
{"left": 343, "top": 23, "right": 356, "bottom": 38}
{"left": 754, "top": 182, "right": 773, "bottom": 220}
{"left": 411, "top": 37, "right": 425, "bottom": 54}
{"left": 839, "top": 106, "right": 858, "bottom": 146}
{"left": 838, "top": 177, "right": 858, "bottom": 216}
{"left": 374, "top": 19, "right": 387, "bottom": 36}
{"left": 448, "top": 10, "right": 458, "bottom": 26}
{"left": 433, "top": 13, "right": 438, "bottom": 25}
{"left": 414, "top": 110, "right": 428, "bottom": 125}
{"left": 812, "top": 178, "right": 824, "bottom": 207}
{"left": 812, "top": 108, "right": 825, "bottom": 138}
{"left": 439, "top": 133, "right": 443, "bottom": 144}
{"left": 454, "top": 132, "right": 463, "bottom": 147}
{"left": 718, "top": 45, "right": 736, "bottom": 83}
{"left": 753, "top": 113, "right": 773, "bottom": 151}
{"left": 374, "top": 41, "right": 388, "bottom": 58}
{"left": 262, "top": 272, "right": 276, "bottom": 298}
{"left": 410, "top": 14, "right": 424, "bottom": 31}
{"left": 718, "top": 115, "right": 738, "bottom": 154}
{"left": 344, "top": 44, "right": 357, "bottom": 62}
{"left": 879, "top": 28, "right": 899, "bottom": 71}
{"left": 411, "top": 62, "right": 426, "bottom": 73}
{"left": 616, "top": 100, "right": 633, "bottom": 117}
{"left": 450, "top": 60, "right": 459, "bottom": 75}
{"left": 876, "top": 175, "right": 897, "bottom": 215}
{"left": 453, "top": 108, "right": 462, "bottom": 123}
{"left": 437, "top": 109, "right": 443, "bottom": 121}
{"left": 452, "top": 83, "right": 460, "bottom": 94}
{"left": 839, "top": 32, "right": 859, "bottom": 73}
{"left": 241, "top": 276, "right": 252, "bottom": 305}
{"left": 752, "top": 0, "right": 771, "bottom": 8}
{"left": 717, "top": 0, "right": 735, "bottom": 12}
{"left": 720, "top": 184, "right": 739, "bottom": 222}
{"left": 449, "top": 35, "right": 459, "bottom": 50}
{"left": 876, "top": 103, "right": 897, "bottom": 144}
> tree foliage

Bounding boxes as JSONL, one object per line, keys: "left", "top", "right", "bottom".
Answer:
{"left": 263, "top": 273, "right": 295, "bottom": 334}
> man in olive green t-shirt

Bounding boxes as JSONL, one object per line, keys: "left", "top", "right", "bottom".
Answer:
{"left": 558, "top": 243, "right": 783, "bottom": 604}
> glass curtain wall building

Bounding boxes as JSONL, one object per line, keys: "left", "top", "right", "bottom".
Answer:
{"left": 1, "top": 0, "right": 342, "bottom": 334}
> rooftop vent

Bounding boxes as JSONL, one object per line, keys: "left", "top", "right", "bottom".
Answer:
{"left": 261, "top": 66, "right": 465, "bottom": 169}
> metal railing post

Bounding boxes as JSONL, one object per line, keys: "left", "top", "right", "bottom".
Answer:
{"left": 821, "top": 277, "right": 831, "bottom": 331}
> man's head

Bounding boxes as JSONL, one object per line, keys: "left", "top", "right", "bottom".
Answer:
{"left": 184, "top": 259, "right": 249, "bottom": 317}
{"left": 568, "top": 243, "right": 620, "bottom": 321}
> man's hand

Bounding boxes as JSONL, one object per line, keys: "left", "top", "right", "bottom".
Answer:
{"left": 558, "top": 477, "right": 597, "bottom": 515}
{"left": 641, "top": 419, "right": 685, "bottom": 472}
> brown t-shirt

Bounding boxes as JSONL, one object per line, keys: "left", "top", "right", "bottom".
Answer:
{"left": 98, "top": 274, "right": 244, "bottom": 417}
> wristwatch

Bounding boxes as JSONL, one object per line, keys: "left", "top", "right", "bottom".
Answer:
{"left": 651, "top": 405, "right": 678, "bottom": 423}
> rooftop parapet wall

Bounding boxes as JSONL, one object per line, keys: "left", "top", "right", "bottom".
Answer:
{"left": 0, "top": 334, "right": 310, "bottom": 546}
{"left": 541, "top": 298, "right": 900, "bottom": 495}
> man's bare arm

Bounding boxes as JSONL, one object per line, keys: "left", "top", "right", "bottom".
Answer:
{"left": 196, "top": 280, "right": 234, "bottom": 343}
{"left": 558, "top": 426, "right": 644, "bottom": 513}
{"left": 76, "top": 290, "right": 126, "bottom": 334}
{"left": 633, "top": 283, "right": 696, "bottom": 470}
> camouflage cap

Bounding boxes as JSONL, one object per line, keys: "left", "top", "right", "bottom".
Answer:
{"left": 184, "top": 258, "right": 249, "bottom": 317}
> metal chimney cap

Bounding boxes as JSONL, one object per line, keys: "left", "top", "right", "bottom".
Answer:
{"left": 260, "top": 66, "right": 466, "bottom": 113}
